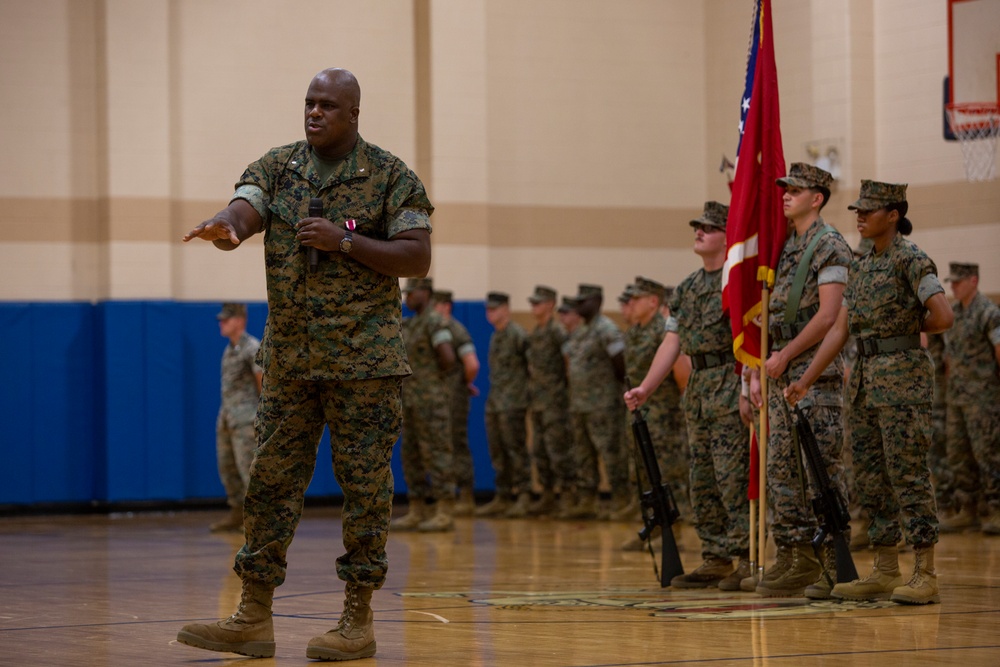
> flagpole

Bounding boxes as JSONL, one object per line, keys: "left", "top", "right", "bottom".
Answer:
{"left": 757, "top": 283, "right": 770, "bottom": 576}
{"left": 748, "top": 421, "right": 757, "bottom": 579}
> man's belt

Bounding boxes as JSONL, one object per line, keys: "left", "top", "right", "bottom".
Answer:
{"left": 690, "top": 349, "right": 734, "bottom": 371}
{"left": 856, "top": 334, "right": 921, "bottom": 357}
{"left": 770, "top": 304, "right": 820, "bottom": 344}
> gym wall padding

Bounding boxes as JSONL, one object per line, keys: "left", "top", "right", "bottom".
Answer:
{"left": 0, "top": 301, "right": 493, "bottom": 507}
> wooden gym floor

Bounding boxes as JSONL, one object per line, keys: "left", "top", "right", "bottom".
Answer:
{"left": 1, "top": 507, "right": 998, "bottom": 666}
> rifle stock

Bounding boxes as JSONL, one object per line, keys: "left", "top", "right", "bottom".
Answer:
{"left": 627, "top": 382, "right": 684, "bottom": 587}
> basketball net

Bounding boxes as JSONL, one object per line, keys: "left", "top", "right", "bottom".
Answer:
{"left": 946, "top": 102, "right": 1000, "bottom": 182}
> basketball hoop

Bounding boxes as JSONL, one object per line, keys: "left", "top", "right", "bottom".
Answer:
{"left": 946, "top": 102, "right": 1000, "bottom": 182}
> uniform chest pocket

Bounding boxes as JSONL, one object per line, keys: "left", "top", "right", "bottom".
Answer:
{"left": 860, "top": 268, "right": 900, "bottom": 314}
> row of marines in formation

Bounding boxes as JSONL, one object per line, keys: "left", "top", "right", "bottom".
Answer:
{"left": 394, "top": 163, "right": 1000, "bottom": 608}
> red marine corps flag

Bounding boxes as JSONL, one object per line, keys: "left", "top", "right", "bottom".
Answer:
{"left": 722, "top": 0, "right": 787, "bottom": 371}
{"left": 720, "top": 0, "right": 787, "bottom": 578}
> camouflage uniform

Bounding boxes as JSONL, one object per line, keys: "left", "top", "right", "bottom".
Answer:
{"left": 443, "top": 315, "right": 477, "bottom": 492}
{"left": 625, "top": 310, "right": 690, "bottom": 517}
{"left": 231, "top": 136, "right": 432, "bottom": 589}
{"left": 527, "top": 317, "right": 573, "bottom": 496}
{"left": 945, "top": 290, "right": 1000, "bottom": 518}
{"left": 669, "top": 268, "right": 750, "bottom": 560}
{"left": 401, "top": 306, "right": 455, "bottom": 503}
{"left": 216, "top": 329, "right": 262, "bottom": 510}
{"left": 925, "top": 333, "right": 953, "bottom": 512}
{"left": 766, "top": 217, "right": 852, "bottom": 545}
{"left": 845, "top": 233, "right": 943, "bottom": 548}
{"left": 486, "top": 319, "right": 531, "bottom": 498}
{"left": 566, "top": 314, "right": 628, "bottom": 498}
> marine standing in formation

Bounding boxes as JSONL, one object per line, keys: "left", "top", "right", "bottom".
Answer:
{"left": 178, "top": 67, "right": 434, "bottom": 660}
{"left": 786, "top": 179, "right": 954, "bottom": 605}
{"left": 625, "top": 201, "right": 750, "bottom": 591}
{"left": 752, "top": 163, "right": 853, "bottom": 599}
{"left": 395, "top": 277, "right": 457, "bottom": 532}
{"left": 478, "top": 292, "right": 533, "bottom": 518}
{"left": 210, "top": 302, "right": 263, "bottom": 534}
{"left": 939, "top": 262, "right": 1000, "bottom": 535}
{"left": 525, "top": 285, "right": 573, "bottom": 517}
{"left": 432, "top": 289, "right": 481, "bottom": 516}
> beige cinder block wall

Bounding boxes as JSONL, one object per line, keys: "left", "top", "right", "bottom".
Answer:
{"left": 0, "top": 0, "right": 997, "bottom": 304}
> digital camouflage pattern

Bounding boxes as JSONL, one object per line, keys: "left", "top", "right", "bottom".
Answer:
{"left": 527, "top": 318, "right": 572, "bottom": 491}
{"left": 486, "top": 321, "right": 530, "bottom": 413}
{"left": 237, "top": 376, "right": 402, "bottom": 588}
{"left": 565, "top": 315, "right": 628, "bottom": 496}
{"left": 847, "top": 180, "right": 907, "bottom": 211}
{"left": 945, "top": 291, "right": 1000, "bottom": 514}
{"left": 667, "top": 269, "right": 740, "bottom": 418}
{"left": 766, "top": 218, "right": 851, "bottom": 545}
{"left": 625, "top": 312, "right": 690, "bottom": 516}
{"left": 844, "top": 233, "right": 943, "bottom": 547}
{"left": 400, "top": 307, "right": 454, "bottom": 501}
{"left": 667, "top": 267, "right": 749, "bottom": 558}
{"left": 235, "top": 137, "right": 433, "bottom": 381}
{"left": 231, "top": 135, "right": 432, "bottom": 590}
{"left": 444, "top": 316, "right": 477, "bottom": 490}
{"left": 924, "top": 333, "right": 953, "bottom": 512}
{"left": 776, "top": 162, "right": 833, "bottom": 190}
{"left": 486, "top": 321, "right": 531, "bottom": 495}
{"left": 216, "top": 331, "right": 262, "bottom": 508}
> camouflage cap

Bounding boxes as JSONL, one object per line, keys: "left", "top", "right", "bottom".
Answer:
{"left": 527, "top": 285, "right": 557, "bottom": 304}
{"left": 944, "top": 262, "right": 979, "bottom": 282}
{"left": 776, "top": 162, "right": 833, "bottom": 190}
{"left": 847, "top": 180, "right": 907, "bottom": 211}
{"left": 689, "top": 201, "right": 730, "bottom": 230}
{"left": 632, "top": 276, "right": 667, "bottom": 299}
{"left": 576, "top": 283, "right": 603, "bottom": 299}
{"left": 662, "top": 285, "right": 675, "bottom": 300}
{"left": 485, "top": 291, "right": 510, "bottom": 308}
{"left": 216, "top": 303, "right": 247, "bottom": 320}
{"left": 402, "top": 277, "right": 434, "bottom": 292}
{"left": 618, "top": 284, "right": 639, "bottom": 303}
{"left": 557, "top": 295, "right": 579, "bottom": 313}
{"left": 432, "top": 289, "right": 453, "bottom": 303}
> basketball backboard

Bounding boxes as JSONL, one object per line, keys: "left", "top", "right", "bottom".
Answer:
{"left": 948, "top": 0, "right": 1000, "bottom": 106}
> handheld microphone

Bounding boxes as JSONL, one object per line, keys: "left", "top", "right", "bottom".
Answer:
{"left": 307, "top": 198, "right": 322, "bottom": 273}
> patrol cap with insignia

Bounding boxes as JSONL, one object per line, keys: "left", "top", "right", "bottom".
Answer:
{"left": 217, "top": 303, "right": 247, "bottom": 320}
{"left": 848, "top": 180, "right": 907, "bottom": 211}
{"left": 632, "top": 276, "right": 667, "bottom": 299}
{"left": 432, "top": 289, "right": 453, "bottom": 303}
{"left": 689, "top": 201, "right": 730, "bottom": 230}
{"left": 485, "top": 291, "right": 510, "bottom": 308}
{"left": 944, "top": 262, "right": 979, "bottom": 282}
{"left": 576, "top": 283, "right": 603, "bottom": 299}
{"left": 776, "top": 162, "right": 833, "bottom": 190}
{"left": 557, "top": 295, "right": 579, "bottom": 313}
{"left": 402, "top": 277, "right": 434, "bottom": 292}
{"left": 528, "top": 285, "right": 557, "bottom": 304}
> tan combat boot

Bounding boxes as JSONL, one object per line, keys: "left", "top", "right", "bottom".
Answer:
{"left": 504, "top": 492, "right": 531, "bottom": 518}
{"left": 453, "top": 487, "right": 475, "bottom": 516}
{"left": 418, "top": 499, "right": 455, "bottom": 532}
{"left": 890, "top": 544, "right": 940, "bottom": 605}
{"left": 831, "top": 545, "right": 902, "bottom": 601}
{"left": 756, "top": 543, "right": 821, "bottom": 597}
{"left": 804, "top": 545, "right": 838, "bottom": 600}
{"left": 608, "top": 494, "right": 641, "bottom": 522}
{"left": 209, "top": 505, "right": 244, "bottom": 533}
{"left": 177, "top": 580, "right": 275, "bottom": 658}
{"left": 527, "top": 489, "right": 556, "bottom": 516}
{"left": 561, "top": 492, "right": 599, "bottom": 520}
{"left": 306, "top": 583, "right": 376, "bottom": 661}
{"left": 474, "top": 493, "right": 510, "bottom": 517}
{"left": 938, "top": 498, "right": 980, "bottom": 533}
{"left": 670, "top": 556, "right": 733, "bottom": 589}
{"left": 391, "top": 500, "right": 431, "bottom": 531}
{"left": 745, "top": 543, "right": 792, "bottom": 592}
{"left": 719, "top": 553, "right": 752, "bottom": 591}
